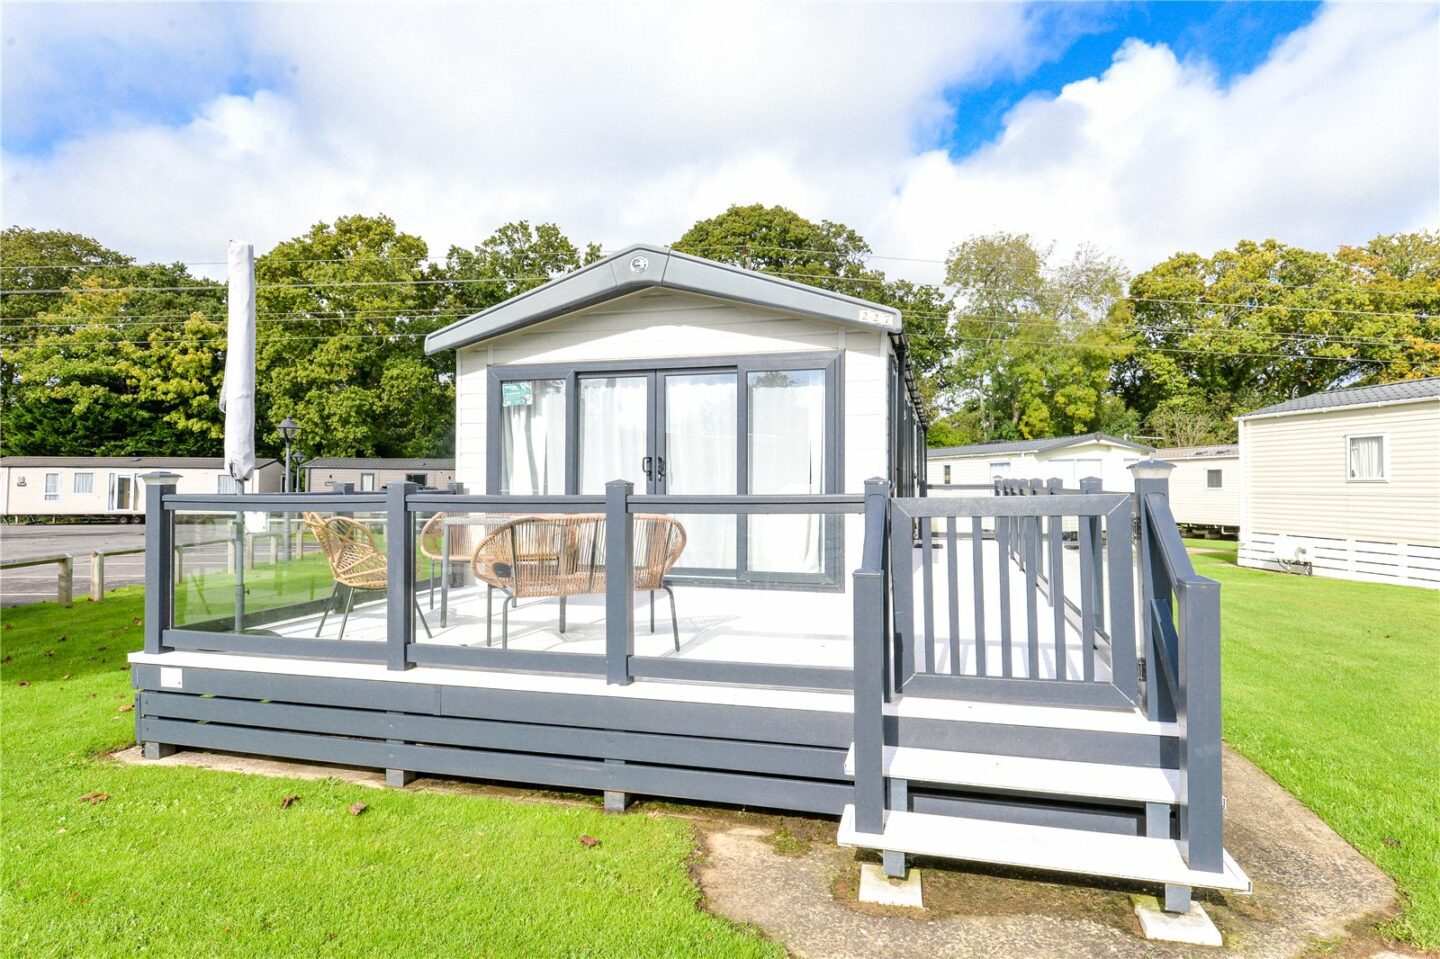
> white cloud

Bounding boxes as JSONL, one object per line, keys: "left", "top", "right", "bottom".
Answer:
{"left": 871, "top": 2, "right": 1440, "bottom": 278}
{"left": 2, "top": 1, "right": 1436, "bottom": 285}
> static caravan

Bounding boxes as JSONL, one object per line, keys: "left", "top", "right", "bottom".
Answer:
{"left": 1237, "top": 377, "right": 1440, "bottom": 588}
{"left": 127, "top": 246, "right": 1245, "bottom": 913}
{"left": 0, "top": 456, "right": 281, "bottom": 521}
{"left": 304, "top": 457, "right": 456, "bottom": 493}
{"left": 927, "top": 433, "right": 1153, "bottom": 493}
{"left": 1155, "top": 445, "right": 1240, "bottom": 532}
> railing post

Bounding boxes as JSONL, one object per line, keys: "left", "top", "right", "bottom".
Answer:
{"left": 853, "top": 477, "right": 890, "bottom": 834}
{"left": 140, "top": 472, "right": 180, "bottom": 655}
{"left": 1131, "top": 460, "right": 1177, "bottom": 721}
{"left": 605, "top": 479, "right": 635, "bottom": 686}
{"left": 385, "top": 481, "right": 417, "bottom": 672}
{"left": 1079, "top": 477, "right": 1104, "bottom": 623}
{"left": 1178, "top": 576, "right": 1224, "bottom": 873}
{"left": 90, "top": 550, "right": 105, "bottom": 602}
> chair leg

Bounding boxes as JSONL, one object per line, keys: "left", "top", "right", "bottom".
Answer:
{"left": 650, "top": 590, "right": 656, "bottom": 634}
{"left": 501, "top": 596, "right": 515, "bottom": 650}
{"left": 559, "top": 595, "right": 567, "bottom": 634}
{"left": 664, "top": 585, "right": 680, "bottom": 652}
{"left": 428, "top": 560, "right": 436, "bottom": 610}
{"left": 413, "top": 596, "right": 433, "bottom": 639}
{"left": 316, "top": 583, "right": 340, "bottom": 637}
{"left": 337, "top": 585, "right": 355, "bottom": 642}
{"left": 486, "top": 585, "right": 494, "bottom": 647}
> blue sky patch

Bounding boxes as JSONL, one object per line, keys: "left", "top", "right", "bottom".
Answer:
{"left": 942, "top": 1, "right": 1322, "bottom": 157}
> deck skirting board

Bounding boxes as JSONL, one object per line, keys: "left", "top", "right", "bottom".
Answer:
{"left": 135, "top": 717, "right": 852, "bottom": 815}
{"left": 910, "top": 791, "right": 1145, "bottom": 836}
{"left": 138, "top": 691, "right": 848, "bottom": 780}
{"left": 888, "top": 716, "right": 1177, "bottom": 767}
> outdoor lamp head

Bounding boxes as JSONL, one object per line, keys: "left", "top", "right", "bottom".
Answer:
{"left": 278, "top": 416, "right": 301, "bottom": 440}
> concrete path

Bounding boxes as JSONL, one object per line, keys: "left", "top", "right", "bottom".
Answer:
{"left": 697, "top": 748, "right": 1399, "bottom": 958}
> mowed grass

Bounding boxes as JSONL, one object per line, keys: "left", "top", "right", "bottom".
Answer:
{"left": 0, "top": 591, "right": 780, "bottom": 959}
{"left": 1185, "top": 539, "right": 1440, "bottom": 947}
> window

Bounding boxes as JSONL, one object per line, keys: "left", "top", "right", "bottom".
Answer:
{"left": 1206, "top": 469, "right": 1223, "bottom": 489}
{"left": 943, "top": 465, "right": 952, "bottom": 484}
{"left": 359, "top": 473, "right": 376, "bottom": 492}
{"left": 217, "top": 475, "right": 239, "bottom": 494}
{"left": 73, "top": 472, "right": 94, "bottom": 494}
{"left": 989, "top": 461, "right": 1011, "bottom": 481}
{"left": 405, "top": 473, "right": 428, "bottom": 487}
{"left": 1347, "top": 434, "right": 1387, "bottom": 482}
{"left": 43, "top": 473, "right": 59, "bottom": 501}
{"left": 499, "top": 378, "right": 567, "bottom": 495}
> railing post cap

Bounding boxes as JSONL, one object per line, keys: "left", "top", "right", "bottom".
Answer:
{"left": 1128, "top": 459, "right": 1176, "bottom": 479}
{"left": 605, "top": 478, "right": 634, "bottom": 491}
{"left": 139, "top": 471, "right": 182, "bottom": 483}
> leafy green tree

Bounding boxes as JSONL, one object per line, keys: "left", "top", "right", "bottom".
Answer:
{"left": 939, "top": 233, "right": 1131, "bottom": 442}
{"left": 674, "top": 204, "right": 955, "bottom": 419}
{"left": 437, "top": 221, "right": 600, "bottom": 313}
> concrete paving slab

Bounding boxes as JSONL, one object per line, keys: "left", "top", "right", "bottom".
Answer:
{"left": 1134, "top": 895, "right": 1223, "bottom": 946}
{"left": 859, "top": 864, "right": 923, "bottom": 908}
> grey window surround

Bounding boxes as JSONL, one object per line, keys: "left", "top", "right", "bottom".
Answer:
{"left": 485, "top": 351, "right": 845, "bottom": 588}
{"left": 1205, "top": 469, "right": 1222, "bottom": 489}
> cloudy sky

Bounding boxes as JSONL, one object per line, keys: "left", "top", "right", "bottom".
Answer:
{"left": 3, "top": 1, "right": 1437, "bottom": 282}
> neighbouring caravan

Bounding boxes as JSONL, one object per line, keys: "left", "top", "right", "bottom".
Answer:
{"left": 926, "top": 432, "right": 1153, "bottom": 493}
{"left": 303, "top": 457, "right": 456, "bottom": 493}
{"left": 0, "top": 456, "right": 281, "bottom": 521}
{"left": 1237, "top": 377, "right": 1440, "bottom": 588}
{"left": 1155, "top": 445, "right": 1240, "bottom": 531}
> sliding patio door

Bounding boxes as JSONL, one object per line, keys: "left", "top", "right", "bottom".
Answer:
{"left": 491, "top": 353, "right": 839, "bottom": 585}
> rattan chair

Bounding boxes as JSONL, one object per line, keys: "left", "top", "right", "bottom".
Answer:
{"left": 418, "top": 512, "right": 477, "bottom": 612}
{"left": 469, "top": 513, "right": 686, "bottom": 649}
{"left": 303, "top": 512, "right": 433, "bottom": 641}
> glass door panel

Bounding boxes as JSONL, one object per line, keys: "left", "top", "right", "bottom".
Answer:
{"left": 498, "top": 378, "right": 567, "bottom": 495}
{"left": 747, "top": 369, "right": 826, "bottom": 575}
{"left": 662, "top": 372, "right": 738, "bottom": 571}
{"left": 579, "top": 375, "right": 651, "bottom": 494}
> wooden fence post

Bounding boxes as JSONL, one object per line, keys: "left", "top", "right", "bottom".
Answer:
{"left": 90, "top": 550, "right": 105, "bottom": 602}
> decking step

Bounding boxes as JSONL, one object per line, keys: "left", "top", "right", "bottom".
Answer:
{"left": 837, "top": 806, "right": 1250, "bottom": 892}
{"left": 843, "top": 745, "right": 1181, "bottom": 804}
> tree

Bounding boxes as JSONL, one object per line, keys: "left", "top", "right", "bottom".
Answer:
{"left": 939, "top": 233, "right": 1132, "bottom": 443}
{"left": 1115, "top": 234, "right": 1440, "bottom": 424}
{"left": 674, "top": 204, "right": 955, "bottom": 420}
{"left": 437, "top": 220, "right": 600, "bottom": 315}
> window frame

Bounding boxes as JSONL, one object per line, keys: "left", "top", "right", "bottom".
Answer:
{"left": 217, "top": 475, "right": 239, "bottom": 495}
{"left": 943, "top": 464, "right": 952, "bottom": 485}
{"left": 1205, "top": 468, "right": 1223, "bottom": 489}
{"left": 359, "top": 473, "right": 376, "bottom": 492}
{"left": 1344, "top": 432, "right": 1389, "bottom": 483}
{"left": 43, "top": 472, "right": 60, "bottom": 501}
{"left": 485, "top": 351, "right": 845, "bottom": 589}
{"left": 73, "top": 472, "right": 94, "bottom": 495}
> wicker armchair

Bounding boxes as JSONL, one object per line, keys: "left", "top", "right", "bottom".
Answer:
{"left": 303, "top": 512, "right": 432, "bottom": 642}
{"left": 470, "top": 513, "right": 686, "bottom": 649}
{"left": 418, "top": 512, "right": 478, "bottom": 613}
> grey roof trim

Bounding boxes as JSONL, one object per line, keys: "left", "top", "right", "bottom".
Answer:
{"left": 928, "top": 432, "right": 1154, "bottom": 459}
{"left": 303, "top": 457, "right": 455, "bottom": 470}
{"left": 0, "top": 456, "right": 277, "bottom": 469}
{"left": 424, "top": 244, "right": 902, "bottom": 354}
{"left": 1237, "top": 377, "right": 1440, "bottom": 420}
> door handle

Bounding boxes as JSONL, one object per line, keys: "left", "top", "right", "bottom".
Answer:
{"left": 642, "top": 456, "right": 653, "bottom": 480}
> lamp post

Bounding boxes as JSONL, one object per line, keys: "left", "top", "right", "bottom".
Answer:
{"left": 278, "top": 417, "right": 301, "bottom": 562}
{"left": 278, "top": 417, "right": 301, "bottom": 493}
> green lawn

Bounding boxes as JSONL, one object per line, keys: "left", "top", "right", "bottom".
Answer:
{"left": 0, "top": 591, "right": 780, "bottom": 958}
{"left": 1186, "top": 539, "right": 1440, "bottom": 947}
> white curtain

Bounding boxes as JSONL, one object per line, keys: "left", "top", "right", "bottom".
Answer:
{"left": 500, "top": 379, "right": 567, "bottom": 494}
{"left": 579, "top": 377, "right": 648, "bottom": 493}
{"left": 748, "top": 370, "right": 824, "bottom": 573}
{"left": 665, "top": 373, "right": 737, "bottom": 569}
{"left": 1349, "top": 435, "right": 1383, "bottom": 480}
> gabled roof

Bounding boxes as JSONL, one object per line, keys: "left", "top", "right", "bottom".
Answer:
{"left": 1237, "top": 377, "right": 1440, "bottom": 419}
{"left": 304, "top": 457, "right": 455, "bottom": 471}
{"left": 928, "top": 432, "right": 1153, "bottom": 460}
{"left": 424, "top": 244, "right": 902, "bottom": 354}
{"left": 1155, "top": 445, "right": 1239, "bottom": 460}
{"left": 0, "top": 456, "right": 277, "bottom": 469}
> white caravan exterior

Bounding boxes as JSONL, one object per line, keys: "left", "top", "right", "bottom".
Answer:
{"left": 0, "top": 456, "right": 281, "bottom": 519}
{"left": 1155, "top": 446, "right": 1240, "bottom": 530}
{"left": 1237, "top": 378, "right": 1440, "bottom": 588}
{"left": 926, "top": 433, "right": 1153, "bottom": 493}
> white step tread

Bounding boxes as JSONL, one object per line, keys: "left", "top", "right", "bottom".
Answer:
{"left": 843, "top": 745, "right": 1181, "bottom": 804}
{"left": 838, "top": 806, "right": 1250, "bottom": 892}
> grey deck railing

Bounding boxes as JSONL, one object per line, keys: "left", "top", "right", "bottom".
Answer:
{"left": 139, "top": 471, "right": 864, "bottom": 691}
